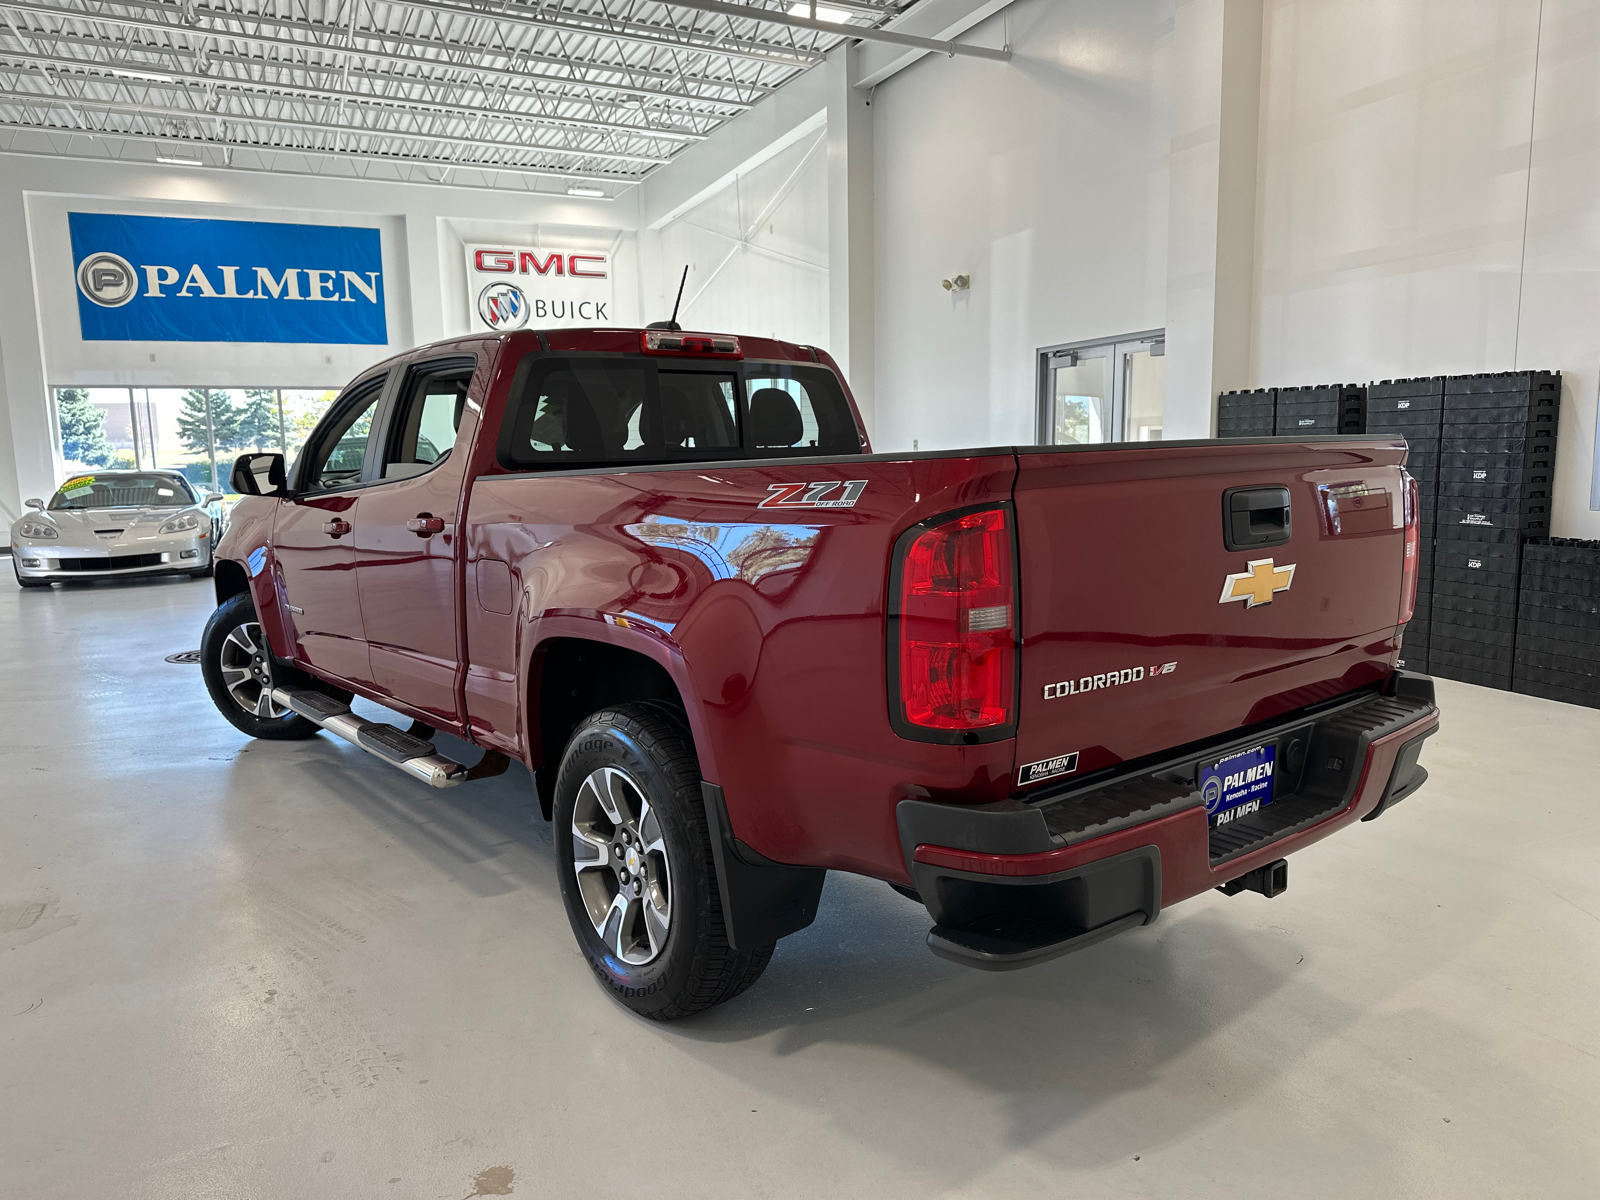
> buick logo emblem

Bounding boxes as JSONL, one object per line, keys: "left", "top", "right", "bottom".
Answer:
{"left": 77, "top": 251, "right": 138, "bottom": 307}
{"left": 477, "top": 281, "right": 528, "bottom": 330}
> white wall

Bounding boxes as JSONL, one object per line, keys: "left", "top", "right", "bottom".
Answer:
{"left": 644, "top": 122, "right": 830, "bottom": 346}
{"left": 1253, "top": 0, "right": 1600, "bottom": 537}
{"left": 0, "top": 155, "right": 639, "bottom": 517}
{"left": 870, "top": 0, "right": 1175, "bottom": 452}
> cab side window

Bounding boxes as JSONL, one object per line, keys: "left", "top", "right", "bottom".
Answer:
{"left": 382, "top": 359, "right": 476, "bottom": 480}
{"left": 297, "top": 376, "right": 384, "bottom": 493}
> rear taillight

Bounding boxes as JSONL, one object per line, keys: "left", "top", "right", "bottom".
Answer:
{"left": 1399, "top": 472, "right": 1421, "bottom": 624}
{"left": 893, "top": 506, "right": 1016, "bottom": 736}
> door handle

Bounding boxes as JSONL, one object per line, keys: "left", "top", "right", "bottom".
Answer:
{"left": 406, "top": 515, "right": 446, "bottom": 537}
{"left": 322, "top": 519, "right": 352, "bottom": 538}
{"left": 1222, "top": 486, "right": 1292, "bottom": 551}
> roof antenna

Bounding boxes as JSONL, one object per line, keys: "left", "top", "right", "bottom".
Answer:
{"left": 647, "top": 265, "right": 688, "bottom": 331}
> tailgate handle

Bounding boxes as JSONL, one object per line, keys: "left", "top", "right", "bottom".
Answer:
{"left": 1223, "top": 486, "right": 1292, "bottom": 551}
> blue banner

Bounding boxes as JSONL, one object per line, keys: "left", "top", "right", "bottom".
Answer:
{"left": 69, "top": 212, "right": 388, "bottom": 344}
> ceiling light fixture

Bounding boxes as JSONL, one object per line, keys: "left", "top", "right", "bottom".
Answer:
{"left": 567, "top": 185, "right": 606, "bottom": 198}
{"left": 787, "top": 3, "right": 853, "bottom": 22}
{"left": 156, "top": 154, "right": 203, "bottom": 166}
{"left": 784, "top": 2, "right": 857, "bottom": 21}
{"left": 107, "top": 67, "right": 175, "bottom": 82}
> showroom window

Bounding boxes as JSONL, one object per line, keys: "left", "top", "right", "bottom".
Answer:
{"left": 1035, "top": 330, "right": 1165, "bottom": 446}
{"left": 54, "top": 386, "right": 338, "bottom": 493}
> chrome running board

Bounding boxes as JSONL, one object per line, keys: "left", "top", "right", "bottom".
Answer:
{"left": 270, "top": 686, "right": 468, "bottom": 788}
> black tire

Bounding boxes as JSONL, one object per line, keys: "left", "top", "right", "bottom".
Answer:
{"left": 553, "top": 702, "right": 775, "bottom": 1019}
{"left": 200, "top": 592, "right": 323, "bottom": 740}
{"left": 13, "top": 562, "right": 51, "bottom": 588}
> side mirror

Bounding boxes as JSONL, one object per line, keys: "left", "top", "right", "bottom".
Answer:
{"left": 230, "top": 453, "right": 287, "bottom": 498}
{"left": 204, "top": 492, "right": 225, "bottom": 505}
{"left": 25, "top": 497, "right": 44, "bottom": 511}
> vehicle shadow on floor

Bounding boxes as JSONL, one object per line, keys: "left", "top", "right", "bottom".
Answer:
{"left": 230, "top": 725, "right": 1442, "bottom": 1177}
{"left": 657, "top": 871, "right": 1387, "bottom": 1173}
{"left": 259, "top": 725, "right": 560, "bottom": 902}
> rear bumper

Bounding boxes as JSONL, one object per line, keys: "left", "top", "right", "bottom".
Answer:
{"left": 897, "top": 673, "right": 1440, "bottom": 969}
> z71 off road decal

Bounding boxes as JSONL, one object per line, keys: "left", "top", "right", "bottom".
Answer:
{"left": 759, "top": 480, "right": 868, "bottom": 510}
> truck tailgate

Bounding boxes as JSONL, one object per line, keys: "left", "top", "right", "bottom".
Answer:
{"left": 1012, "top": 439, "right": 1409, "bottom": 782}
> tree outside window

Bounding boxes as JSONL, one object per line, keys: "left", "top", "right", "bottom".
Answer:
{"left": 57, "top": 388, "right": 117, "bottom": 468}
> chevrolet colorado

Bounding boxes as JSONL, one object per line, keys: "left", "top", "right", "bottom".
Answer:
{"left": 203, "top": 326, "right": 1439, "bottom": 1019}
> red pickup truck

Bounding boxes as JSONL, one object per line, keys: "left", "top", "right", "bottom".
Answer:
{"left": 204, "top": 326, "right": 1439, "bottom": 1019}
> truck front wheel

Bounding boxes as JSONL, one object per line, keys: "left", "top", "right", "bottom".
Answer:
{"left": 553, "top": 702, "right": 774, "bottom": 1019}
{"left": 200, "top": 592, "right": 323, "bottom": 740}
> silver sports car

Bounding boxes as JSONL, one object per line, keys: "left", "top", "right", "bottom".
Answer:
{"left": 10, "top": 469, "right": 225, "bottom": 588}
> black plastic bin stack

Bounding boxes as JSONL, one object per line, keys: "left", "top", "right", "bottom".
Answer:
{"left": 1365, "top": 377, "right": 1444, "bottom": 673}
{"left": 1273, "top": 384, "right": 1366, "bottom": 435}
{"left": 1216, "top": 388, "right": 1276, "bottom": 438}
{"left": 1428, "top": 371, "right": 1560, "bottom": 689}
{"left": 1514, "top": 539, "right": 1600, "bottom": 709}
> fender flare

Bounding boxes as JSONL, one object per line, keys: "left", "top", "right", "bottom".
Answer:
{"left": 520, "top": 610, "right": 723, "bottom": 785}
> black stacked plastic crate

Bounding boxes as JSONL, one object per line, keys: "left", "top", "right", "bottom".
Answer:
{"left": 1273, "top": 384, "right": 1367, "bottom": 435}
{"left": 1429, "top": 371, "right": 1560, "bottom": 689}
{"left": 1366, "top": 377, "right": 1444, "bottom": 673}
{"left": 1216, "top": 388, "right": 1276, "bottom": 438}
{"left": 1514, "top": 539, "right": 1600, "bottom": 709}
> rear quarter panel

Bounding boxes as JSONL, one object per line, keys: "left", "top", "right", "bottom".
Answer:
{"left": 463, "top": 453, "right": 1016, "bottom": 880}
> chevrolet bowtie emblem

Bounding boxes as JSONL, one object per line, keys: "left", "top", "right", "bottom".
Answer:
{"left": 1219, "top": 558, "right": 1296, "bottom": 608}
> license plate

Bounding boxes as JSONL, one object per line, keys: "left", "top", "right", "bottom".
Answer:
{"left": 1203, "top": 743, "right": 1276, "bottom": 828}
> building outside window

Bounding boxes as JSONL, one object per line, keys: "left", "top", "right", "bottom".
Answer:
{"left": 54, "top": 386, "right": 339, "bottom": 494}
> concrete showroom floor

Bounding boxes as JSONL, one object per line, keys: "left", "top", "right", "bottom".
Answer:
{"left": 1, "top": 572, "right": 1596, "bottom": 1200}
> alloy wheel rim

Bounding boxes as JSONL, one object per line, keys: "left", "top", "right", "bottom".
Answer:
{"left": 218, "top": 621, "right": 289, "bottom": 719}
{"left": 571, "top": 766, "right": 672, "bottom": 966}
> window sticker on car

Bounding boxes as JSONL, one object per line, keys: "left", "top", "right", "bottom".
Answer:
{"left": 62, "top": 476, "right": 95, "bottom": 494}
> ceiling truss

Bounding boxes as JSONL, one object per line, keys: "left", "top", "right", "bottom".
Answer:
{"left": 0, "top": 0, "right": 915, "bottom": 195}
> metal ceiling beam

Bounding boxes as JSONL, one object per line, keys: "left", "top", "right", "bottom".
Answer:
{"left": 0, "top": 49, "right": 711, "bottom": 140}
{"left": 0, "top": 89, "right": 679, "bottom": 163}
{"left": 0, "top": 120, "right": 641, "bottom": 185}
{"left": 346, "top": 0, "right": 822, "bottom": 67}
{"left": 20, "top": 0, "right": 821, "bottom": 71}
{"left": 656, "top": 0, "right": 1011, "bottom": 60}
{"left": 0, "top": 5, "right": 775, "bottom": 106}
{"left": 0, "top": 27, "right": 763, "bottom": 113}
{"left": 207, "top": 52, "right": 756, "bottom": 114}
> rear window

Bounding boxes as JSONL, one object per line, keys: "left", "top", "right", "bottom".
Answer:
{"left": 498, "top": 356, "right": 859, "bottom": 470}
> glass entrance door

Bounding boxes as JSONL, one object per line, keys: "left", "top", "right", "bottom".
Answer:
{"left": 1047, "top": 346, "right": 1111, "bottom": 445}
{"left": 1037, "top": 331, "right": 1165, "bottom": 445}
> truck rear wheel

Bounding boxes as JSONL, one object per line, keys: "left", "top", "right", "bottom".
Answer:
{"left": 553, "top": 702, "right": 775, "bottom": 1019}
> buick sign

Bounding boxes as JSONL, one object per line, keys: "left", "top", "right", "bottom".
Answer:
{"left": 68, "top": 212, "right": 388, "bottom": 344}
{"left": 478, "top": 282, "right": 530, "bottom": 331}
{"left": 464, "top": 242, "right": 613, "bottom": 332}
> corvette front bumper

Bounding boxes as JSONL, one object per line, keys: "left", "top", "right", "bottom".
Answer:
{"left": 11, "top": 535, "right": 210, "bottom": 579}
